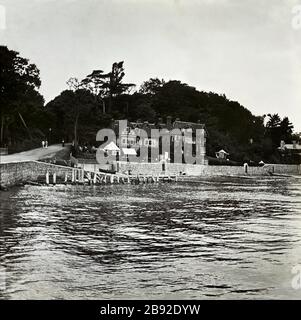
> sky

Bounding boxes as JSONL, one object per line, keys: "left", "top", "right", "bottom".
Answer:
{"left": 1, "top": 0, "right": 301, "bottom": 131}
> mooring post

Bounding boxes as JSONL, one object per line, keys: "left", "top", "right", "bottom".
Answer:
{"left": 81, "top": 169, "right": 85, "bottom": 183}
{"left": 77, "top": 169, "right": 81, "bottom": 183}
{"left": 46, "top": 171, "right": 49, "bottom": 185}
{"left": 71, "top": 169, "right": 75, "bottom": 183}
{"left": 64, "top": 172, "right": 68, "bottom": 184}
{"left": 75, "top": 169, "right": 79, "bottom": 184}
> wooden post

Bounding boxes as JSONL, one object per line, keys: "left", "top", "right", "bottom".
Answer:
{"left": 75, "top": 169, "right": 79, "bottom": 184}
{"left": 53, "top": 172, "right": 56, "bottom": 185}
{"left": 46, "top": 171, "right": 49, "bottom": 185}
{"left": 93, "top": 173, "right": 97, "bottom": 184}
{"left": 81, "top": 169, "right": 84, "bottom": 183}
{"left": 71, "top": 169, "right": 75, "bottom": 183}
{"left": 64, "top": 172, "right": 68, "bottom": 184}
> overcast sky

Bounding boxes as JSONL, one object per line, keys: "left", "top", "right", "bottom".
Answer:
{"left": 1, "top": 0, "right": 301, "bottom": 131}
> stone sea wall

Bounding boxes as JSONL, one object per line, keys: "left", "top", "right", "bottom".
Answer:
{"left": 1, "top": 160, "right": 300, "bottom": 188}
{"left": 0, "top": 161, "right": 73, "bottom": 188}
{"left": 116, "top": 161, "right": 301, "bottom": 176}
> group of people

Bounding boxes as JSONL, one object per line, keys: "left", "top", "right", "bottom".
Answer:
{"left": 41, "top": 140, "right": 49, "bottom": 148}
{"left": 78, "top": 144, "right": 97, "bottom": 153}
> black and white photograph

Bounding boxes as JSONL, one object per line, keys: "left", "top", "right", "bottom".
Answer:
{"left": 0, "top": 0, "right": 301, "bottom": 313}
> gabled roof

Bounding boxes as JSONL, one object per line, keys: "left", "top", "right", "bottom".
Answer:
{"left": 122, "top": 148, "right": 137, "bottom": 155}
{"left": 278, "top": 144, "right": 301, "bottom": 151}
{"left": 217, "top": 149, "right": 229, "bottom": 154}
{"left": 102, "top": 141, "right": 120, "bottom": 151}
{"left": 173, "top": 120, "right": 205, "bottom": 130}
{"left": 112, "top": 118, "right": 207, "bottom": 136}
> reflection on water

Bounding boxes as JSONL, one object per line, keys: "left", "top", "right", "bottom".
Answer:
{"left": 1, "top": 177, "right": 301, "bottom": 299}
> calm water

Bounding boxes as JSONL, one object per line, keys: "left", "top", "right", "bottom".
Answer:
{"left": 1, "top": 177, "right": 301, "bottom": 299}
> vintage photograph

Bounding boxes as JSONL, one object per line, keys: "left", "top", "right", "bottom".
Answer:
{"left": 1, "top": 0, "right": 301, "bottom": 303}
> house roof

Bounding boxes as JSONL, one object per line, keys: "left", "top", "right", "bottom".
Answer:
{"left": 112, "top": 118, "right": 207, "bottom": 136}
{"left": 173, "top": 120, "right": 205, "bottom": 130}
{"left": 278, "top": 144, "right": 301, "bottom": 151}
{"left": 122, "top": 148, "right": 137, "bottom": 155}
{"left": 102, "top": 141, "right": 120, "bottom": 151}
{"left": 217, "top": 149, "right": 229, "bottom": 154}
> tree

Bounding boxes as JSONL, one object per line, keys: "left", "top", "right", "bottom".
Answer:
{"left": 81, "top": 61, "right": 135, "bottom": 113}
{"left": 66, "top": 77, "right": 81, "bottom": 91}
{"left": 45, "top": 89, "right": 109, "bottom": 147}
{"left": 0, "top": 46, "right": 44, "bottom": 147}
{"left": 139, "top": 78, "right": 165, "bottom": 95}
{"left": 266, "top": 113, "right": 281, "bottom": 129}
{"left": 135, "top": 103, "right": 156, "bottom": 122}
{"left": 279, "top": 117, "right": 294, "bottom": 142}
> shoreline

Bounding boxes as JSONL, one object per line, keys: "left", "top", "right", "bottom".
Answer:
{"left": 1, "top": 160, "right": 300, "bottom": 190}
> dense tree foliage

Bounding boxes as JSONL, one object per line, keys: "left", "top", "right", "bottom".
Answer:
{"left": 0, "top": 46, "right": 49, "bottom": 151}
{"left": 46, "top": 75, "right": 297, "bottom": 163}
{"left": 46, "top": 89, "right": 111, "bottom": 146}
{"left": 80, "top": 61, "right": 135, "bottom": 114}
{"left": 1, "top": 45, "right": 297, "bottom": 163}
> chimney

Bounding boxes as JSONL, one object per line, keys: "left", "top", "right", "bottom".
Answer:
{"left": 166, "top": 116, "right": 172, "bottom": 127}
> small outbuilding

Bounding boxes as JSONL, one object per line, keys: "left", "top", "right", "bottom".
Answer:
{"left": 122, "top": 148, "right": 137, "bottom": 162}
{"left": 215, "top": 149, "right": 229, "bottom": 160}
{"left": 102, "top": 141, "right": 120, "bottom": 156}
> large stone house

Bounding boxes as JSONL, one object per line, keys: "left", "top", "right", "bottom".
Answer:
{"left": 278, "top": 140, "right": 301, "bottom": 163}
{"left": 111, "top": 116, "right": 208, "bottom": 165}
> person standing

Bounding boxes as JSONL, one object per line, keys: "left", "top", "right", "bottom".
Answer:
{"left": 42, "top": 140, "right": 45, "bottom": 148}
{"left": 45, "top": 140, "right": 48, "bottom": 148}
{"left": 62, "top": 139, "right": 65, "bottom": 147}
